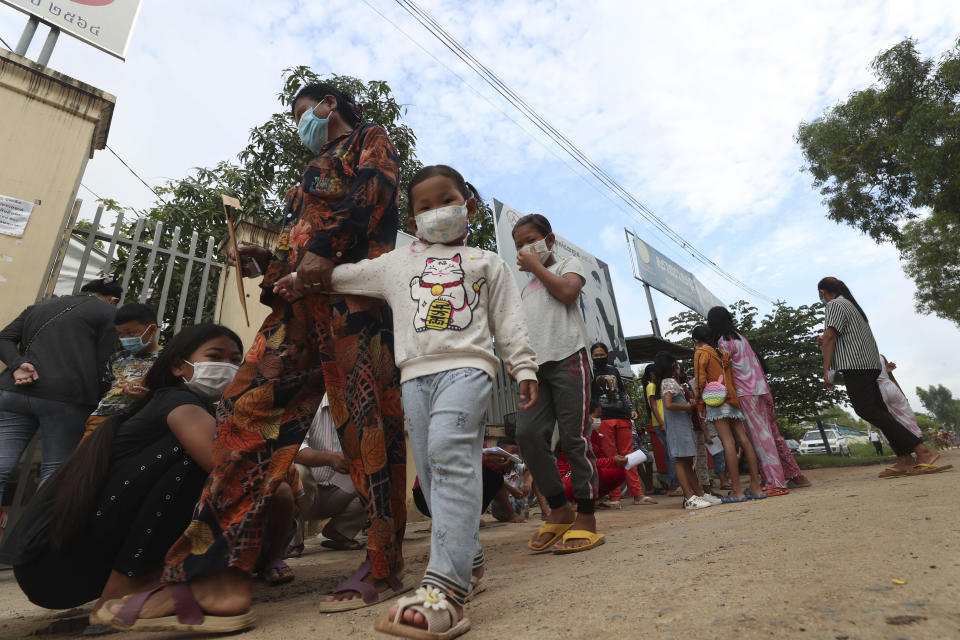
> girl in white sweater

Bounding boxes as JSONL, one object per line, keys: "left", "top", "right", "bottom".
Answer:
{"left": 275, "top": 165, "right": 537, "bottom": 640}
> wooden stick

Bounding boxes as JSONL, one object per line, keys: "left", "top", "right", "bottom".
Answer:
{"left": 221, "top": 194, "right": 249, "bottom": 327}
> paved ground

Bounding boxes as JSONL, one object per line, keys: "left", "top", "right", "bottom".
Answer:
{"left": 1, "top": 450, "right": 958, "bottom": 639}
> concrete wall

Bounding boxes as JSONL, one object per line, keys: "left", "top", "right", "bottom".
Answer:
{"left": 0, "top": 50, "right": 114, "bottom": 328}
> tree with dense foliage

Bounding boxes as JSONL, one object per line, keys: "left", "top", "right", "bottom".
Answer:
{"left": 915, "top": 384, "right": 960, "bottom": 433}
{"left": 796, "top": 38, "right": 960, "bottom": 326}
{"left": 666, "top": 301, "right": 846, "bottom": 423}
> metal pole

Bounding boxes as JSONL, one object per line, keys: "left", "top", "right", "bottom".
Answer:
{"left": 14, "top": 16, "right": 39, "bottom": 56}
{"left": 644, "top": 282, "right": 662, "bottom": 337}
{"left": 816, "top": 419, "right": 833, "bottom": 455}
{"left": 36, "top": 26, "right": 59, "bottom": 66}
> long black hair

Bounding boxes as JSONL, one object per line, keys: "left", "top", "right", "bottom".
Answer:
{"left": 707, "top": 306, "right": 740, "bottom": 342}
{"left": 48, "top": 323, "right": 242, "bottom": 550}
{"left": 653, "top": 351, "right": 677, "bottom": 400}
{"left": 291, "top": 82, "right": 363, "bottom": 127}
{"left": 817, "top": 276, "right": 868, "bottom": 323}
{"left": 406, "top": 164, "right": 482, "bottom": 215}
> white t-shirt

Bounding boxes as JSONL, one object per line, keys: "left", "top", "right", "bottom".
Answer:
{"left": 300, "top": 395, "right": 355, "bottom": 494}
{"left": 869, "top": 431, "right": 880, "bottom": 442}
{"left": 520, "top": 256, "right": 589, "bottom": 365}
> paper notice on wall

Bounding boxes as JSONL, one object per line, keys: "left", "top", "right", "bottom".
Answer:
{"left": 0, "top": 195, "right": 35, "bottom": 238}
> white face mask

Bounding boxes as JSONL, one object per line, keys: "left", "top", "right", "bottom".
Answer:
{"left": 183, "top": 361, "right": 239, "bottom": 402}
{"left": 416, "top": 204, "right": 469, "bottom": 244}
{"left": 522, "top": 239, "right": 552, "bottom": 264}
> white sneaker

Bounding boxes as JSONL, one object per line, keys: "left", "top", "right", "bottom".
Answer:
{"left": 683, "top": 496, "right": 712, "bottom": 510}
{"left": 700, "top": 493, "right": 722, "bottom": 505}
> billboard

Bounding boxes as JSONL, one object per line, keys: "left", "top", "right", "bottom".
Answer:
{"left": 493, "top": 199, "right": 631, "bottom": 376}
{"left": 630, "top": 233, "right": 725, "bottom": 317}
{"left": 1, "top": 0, "right": 143, "bottom": 60}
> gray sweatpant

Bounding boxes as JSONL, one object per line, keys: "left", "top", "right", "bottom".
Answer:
{"left": 517, "top": 348, "right": 598, "bottom": 508}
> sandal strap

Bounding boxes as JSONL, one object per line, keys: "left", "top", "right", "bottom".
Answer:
{"left": 331, "top": 560, "right": 377, "bottom": 604}
{"left": 170, "top": 583, "right": 205, "bottom": 626}
{"left": 116, "top": 583, "right": 204, "bottom": 628}
{"left": 391, "top": 590, "right": 457, "bottom": 632}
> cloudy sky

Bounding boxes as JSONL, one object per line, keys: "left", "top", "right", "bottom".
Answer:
{"left": 2, "top": 0, "right": 958, "bottom": 410}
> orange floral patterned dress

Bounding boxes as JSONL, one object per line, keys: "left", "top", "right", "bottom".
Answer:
{"left": 162, "top": 124, "right": 406, "bottom": 583}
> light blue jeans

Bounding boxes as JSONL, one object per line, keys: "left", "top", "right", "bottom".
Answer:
{"left": 402, "top": 368, "right": 492, "bottom": 606}
{"left": 0, "top": 389, "right": 91, "bottom": 501}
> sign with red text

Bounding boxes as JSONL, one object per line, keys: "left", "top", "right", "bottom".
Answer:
{"left": 1, "top": 0, "right": 142, "bottom": 60}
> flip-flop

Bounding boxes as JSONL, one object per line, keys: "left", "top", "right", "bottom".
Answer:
{"left": 527, "top": 521, "right": 574, "bottom": 552}
{"left": 878, "top": 466, "right": 909, "bottom": 479}
{"left": 787, "top": 478, "right": 812, "bottom": 488}
{"left": 762, "top": 486, "right": 790, "bottom": 497}
{"left": 636, "top": 496, "right": 658, "bottom": 505}
{"left": 907, "top": 463, "right": 954, "bottom": 476}
{"left": 374, "top": 586, "right": 470, "bottom": 639}
{"left": 721, "top": 492, "right": 748, "bottom": 503}
{"left": 262, "top": 559, "right": 295, "bottom": 586}
{"left": 98, "top": 583, "right": 255, "bottom": 633}
{"left": 321, "top": 538, "right": 363, "bottom": 551}
{"left": 744, "top": 489, "right": 767, "bottom": 500}
{"left": 317, "top": 561, "right": 415, "bottom": 612}
{"left": 552, "top": 530, "right": 605, "bottom": 555}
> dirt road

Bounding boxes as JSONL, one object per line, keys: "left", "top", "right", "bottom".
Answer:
{"left": 2, "top": 451, "right": 958, "bottom": 639}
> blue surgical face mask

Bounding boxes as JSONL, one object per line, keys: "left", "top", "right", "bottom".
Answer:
{"left": 120, "top": 326, "right": 153, "bottom": 354}
{"left": 298, "top": 104, "right": 331, "bottom": 155}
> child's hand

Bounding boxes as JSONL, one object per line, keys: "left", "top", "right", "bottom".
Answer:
{"left": 704, "top": 435, "right": 714, "bottom": 445}
{"left": 518, "top": 380, "right": 538, "bottom": 410}
{"left": 516, "top": 247, "right": 541, "bottom": 273}
{"left": 614, "top": 455, "right": 628, "bottom": 468}
{"left": 272, "top": 272, "right": 305, "bottom": 302}
{"left": 125, "top": 377, "right": 149, "bottom": 398}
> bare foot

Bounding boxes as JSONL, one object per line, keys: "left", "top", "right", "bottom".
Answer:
{"left": 103, "top": 568, "right": 251, "bottom": 623}
{"left": 791, "top": 474, "right": 811, "bottom": 486}
{"left": 508, "top": 513, "right": 527, "bottom": 523}
{"left": 552, "top": 513, "right": 597, "bottom": 552}
{"left": 529, "top": 503, "right": 575, "bottom": 547}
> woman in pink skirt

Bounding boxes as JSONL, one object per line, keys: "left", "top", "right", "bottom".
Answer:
{"left": 707, "top": 307, "right": 811, "bottom": 493}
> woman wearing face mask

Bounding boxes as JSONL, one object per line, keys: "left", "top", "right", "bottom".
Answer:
{"left": 98, "top": 82, "right": 407, "bottom": 632}
{"left": 0, "top": 324, "right": 242, "bottom": 633}
{"left": 513, "top": 214, "right": 603, "bottom": 555}
{"left": 589, "top": 342, "right": 646, "bottom": 507}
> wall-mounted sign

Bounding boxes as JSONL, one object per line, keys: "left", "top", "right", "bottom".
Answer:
{"left": 630, "top": 233, "right": 725, "bottom": 317}
{"left": 0, "top": 194, "right": 35, "bottom": 237}
{"left": 1, "top": 0, "right": 143, "bottom": 60}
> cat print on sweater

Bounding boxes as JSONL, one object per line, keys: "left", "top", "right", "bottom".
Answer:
{"left": 409, "top": 254, "right": 486, "bottom": 332}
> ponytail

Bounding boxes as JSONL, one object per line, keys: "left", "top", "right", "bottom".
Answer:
{"left": 818, "top": 276, "right": 868, "bottom": 323}
{"left": 48, "top": 413, "right": 124, "bottom": 549}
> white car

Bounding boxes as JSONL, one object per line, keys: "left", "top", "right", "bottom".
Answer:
{"left": 798, "top": 429, "right": 851, "bottom": 456}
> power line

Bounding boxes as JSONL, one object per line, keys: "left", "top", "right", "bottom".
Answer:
{"left": 0, "top": 34, "right": 12, "bottom": 51}
{"left": 105, "top": 144, "right": 166, "bottom": 203}
{"left": 388, "top": 0, "right": 775, "bottom": 304}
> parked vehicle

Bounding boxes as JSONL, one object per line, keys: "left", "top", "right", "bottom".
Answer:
{"left": 785, "top": 439, "right": 800, "bottom": 454}
{"left": 798, "top": 429, "right": 851, "bottom": 456}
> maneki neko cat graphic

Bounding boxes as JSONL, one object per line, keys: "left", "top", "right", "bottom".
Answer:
{"left": 410, "top": 254, "right": 486, "bottom": 332}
